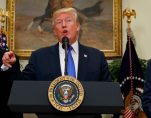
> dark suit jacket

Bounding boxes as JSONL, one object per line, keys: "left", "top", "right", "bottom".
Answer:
{"left": 22, "top": 43, "right": 111, "bottom": 118}
{"left": 22, "top": 43, "right": 111, "bottom": 82}
{"left": 0, "top": 48, "right": 22, "bottom": 118}
{"left": 142, "top": 59, "right": 151, "bottom": 118}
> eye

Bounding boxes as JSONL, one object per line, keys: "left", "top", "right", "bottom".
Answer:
{"left": 66, "top": 18, "right": 73, "bottom": 23}
{"left": 67, "top": 19, "right": 71, "bottom": 22}
{"left": 55, "top": 20, "right": 62, "bottom": 25}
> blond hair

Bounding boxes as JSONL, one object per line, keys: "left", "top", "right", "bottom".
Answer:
{"left": 52, "top": 7, "right": 78, "bottom": 26}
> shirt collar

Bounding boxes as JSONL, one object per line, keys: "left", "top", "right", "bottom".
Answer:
{"left": 59, "top": 41, "right": 79, "bottom": 54}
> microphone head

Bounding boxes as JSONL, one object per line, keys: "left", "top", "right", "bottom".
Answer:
{"left": 62, "top": 36, "right": 69, "bottom": 43}
{"left": 62, "top": 36, "right": 69, "bottom": 49}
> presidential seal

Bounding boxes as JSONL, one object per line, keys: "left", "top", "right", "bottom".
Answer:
{"left": 48, "top": 76, "right": 84, "bottom": 112}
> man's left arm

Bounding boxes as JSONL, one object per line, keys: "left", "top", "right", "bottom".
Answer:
{"left": 101, "top": 55, "right": 112, "bottom": 82}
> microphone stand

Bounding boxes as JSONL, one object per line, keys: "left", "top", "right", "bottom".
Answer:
{"left": 62, "top": 36, "right": 69, "bottom": 75}
{"left": 64, "top": 43, "right": 68, "bottom": 75}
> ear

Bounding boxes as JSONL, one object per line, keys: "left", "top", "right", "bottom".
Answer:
{"left": 77, "top": 23, "right": 80, "bottom": 31}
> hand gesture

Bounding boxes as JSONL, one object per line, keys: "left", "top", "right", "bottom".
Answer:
{"left": 2, "top": 51, "right": 16, "bottom": 68}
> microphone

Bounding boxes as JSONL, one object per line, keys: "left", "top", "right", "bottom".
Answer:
{"left": 62, "top": 36, "right": 69, "bottom": 50}
{"left": 62, "top": 36, "right": 69, "bottom": 75}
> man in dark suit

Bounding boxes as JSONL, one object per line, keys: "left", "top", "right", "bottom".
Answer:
{"left": 142, "top": 59, "right": 151, "bottom": 118}
{"left": 2, "top": 7, "right": 111, "bottom": 82}
{"left": 2, "top": 7, "right": 111, "bottom": 117}
{"left": 0, "top": 48, "right": 23, "bottom": 118}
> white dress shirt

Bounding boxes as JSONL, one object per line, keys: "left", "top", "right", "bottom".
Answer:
{"left": 59, "top": 41, "right": 79, "bottom": 78}
{"left": 1, "top": 64, "right": 9, "bottom": 71}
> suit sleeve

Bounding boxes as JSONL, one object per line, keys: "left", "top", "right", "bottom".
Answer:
{"left": 0, "top": 48, "right": 21, "bottom": 80}
{"left": 21, "top": 51, "right": 37, "bottom": 80}
{"left": 100, "top": 52, "right": 112, "bottom": 82}
{"left": 142, "top": 59, "right": 151, "bottom": 117}
{"left": 0, "top": 50, "right": 21, "bottom": 115}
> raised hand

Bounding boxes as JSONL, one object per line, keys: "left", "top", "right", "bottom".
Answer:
{"left": 2, "top": 51, "right": 16, "bottom": 68}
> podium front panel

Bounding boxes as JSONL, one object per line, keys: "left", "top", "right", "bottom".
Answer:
{"left": 8, "top": 81, "right": 123, "bottom": 114}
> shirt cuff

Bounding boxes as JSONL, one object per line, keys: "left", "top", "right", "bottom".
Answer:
{"left": 1, "top": 64, "right": 9, "bottom": 71}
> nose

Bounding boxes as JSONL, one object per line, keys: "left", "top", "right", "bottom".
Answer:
{"left": 62, "top": 20, "right": 66, "bottom": 28}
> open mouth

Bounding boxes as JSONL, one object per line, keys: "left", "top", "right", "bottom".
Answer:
{"left": 63, "top": 30, "right": 68, "bottom": 36}
{"left": 63, "top": 30, "right": 68, "bottom": 33}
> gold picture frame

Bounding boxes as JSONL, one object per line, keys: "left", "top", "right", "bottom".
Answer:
{"left": 6, "top": 0, "right": 122, "bottom": 59}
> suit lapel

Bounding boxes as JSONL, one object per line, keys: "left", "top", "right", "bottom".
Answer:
{"left": 77, "top": 44, "right": 88, "bottom": 81}
{"left": 50, "top": 43, "right": 62, "bottom": 77}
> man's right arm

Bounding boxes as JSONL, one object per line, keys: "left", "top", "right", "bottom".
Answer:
{"left": 2, "top": 51, "right": 17, "bottom": 69}
{"left": 0, "top": 64, "right": 9, "bottom": 71}
{"left": 0, "top": 50, "right": 21, "bottom": 81}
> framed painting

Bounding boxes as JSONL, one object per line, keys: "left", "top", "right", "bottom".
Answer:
{"left": 6, "top": 0, "right": 122, "bottom": 59}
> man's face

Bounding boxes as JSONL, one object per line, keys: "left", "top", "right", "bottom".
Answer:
{"left": 53, "top": 12, "right": 80, "bottom": 44}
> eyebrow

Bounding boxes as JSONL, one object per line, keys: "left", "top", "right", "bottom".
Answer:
{"left": 55, "top": 16, "right": 73, "bottom": 20}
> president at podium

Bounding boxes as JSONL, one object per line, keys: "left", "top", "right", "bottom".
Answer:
{"left": 2, "top": 7, "right": 114, "bottom": 118}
